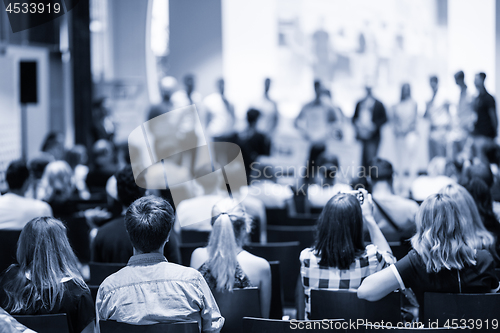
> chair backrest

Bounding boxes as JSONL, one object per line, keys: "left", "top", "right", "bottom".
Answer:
{"left": 266, "top": 225, "right": 316, "bottom": 251}
{"left": 310, "top": 290, "right": 401, "bottom": 324}
{"left": 286, "top": 215, "right": 318, "bottom": 226}
{"left": 265, "top": 208, "right": 287, "bottom": 226}
{"left": 65, "top": 215, "right": 91, "bottom": 263}
{"left": 495, "top": 268, "right": 500, "bottom": 280}
{"left": 99, "top": 320, "right": 199, "bottom": 333}
{"left": 212, "top": 287, "right": 261, "bottom": 333}
{"left": 243, "top": 317, "right": 345, "bottom": 333}
{"left": 13, "top": 313, "right": 70, "bottom": 333}
{"left": 89, "top": 262, "right": 126, "bottom": 285}
{"left": 179, "top": 242, "right": 206, "bottom": 267}
{"left": 423, "top": 293, "right": 500, "bottom": 323}
{"left": 89, "top": 285, "right": 99, "bottom": 304}
{"left": 180, "top": 230, "right": 210, "bottom": 243}
{"left": 268, "top": 261, "right": 283, "bottom": 319}
{"left": 0, "top": 229, "right": 21, "bottom": 273}
{"left": 364, "top": 325, "right": 472, "bottom": 332}
{"left": 244, "top": 241, "right": 301, "bottom": 305}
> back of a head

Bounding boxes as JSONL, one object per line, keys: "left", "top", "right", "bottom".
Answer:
{"left": 116, "top": 165, "right": 146, "bottom": 207}
{"left": 439, "top": 183, "right": 495, "bottom": 251}
{"left": 427, "top": 157, "right": 447, "bottom": 177}
{"left": 246, "top": 108, "right": 261, "bottom": 126}
{"left": 369, "top": 157, "right": 393, "bottom": 183}
{"left": 454, "top": 70, "right": 464, "bottom": 82}
{"left": 462, "top": 163, "right": 494, "bottom": 189}
{"left": 64, "top": 145, "right": 87, "bottom": 170}
{"left": 412, "top": 194, "right": 476, "bottom": 273}
{"left": 41, "top": 161, "right": 74, "bottom": 203}
{"left": 125, "top": 196, "right": 174, "bottom": 253}
{"left": 463, "top": 177, "right": 496, "bottom": 227}
{"left": 92, "top": 139, "right": 113, "bottom": 160}
{"left": 29, "top": 154, "right": 55, "bottom": 180}
{"left": 6, "top": 217, "right": 83, "bottom": 312}
{"left": 314, "top": 193, "right": 364, "bottom": 270}
{"left": 6, "top": 160, "right": 29, "bottom": 191}
{"left": 208, "top": 198, "right": 251, "bottom": 291}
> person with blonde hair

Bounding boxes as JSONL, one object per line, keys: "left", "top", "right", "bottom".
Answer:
{"left": 357, "top": 194, "right": 499, "bottom": 317}
{"left": 190, "top": 198, "right": 271, "bottom": 318}
{"left": 0, "top": 217, "right": 95, "bottom": 333}
{"left": 438, "top": 183, "right": 497, "bottom": 258}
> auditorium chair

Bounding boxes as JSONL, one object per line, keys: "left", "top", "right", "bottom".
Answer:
{"left": 180, "top": 230, "right": 210, "bottom": 243}
{"left": 65, "top": 214, "right": 91, "bottom": 263}
{"left": 99, "top": 320, "right": 199, "bottom": 333}
{"left": 265, "top": 207, "right": 287, "bottom": 226}
{"left": 88, "top": 262, "right": 126, "bottom": 285}
{"left": 243, "top": 317, "right": 346, "bottom": 333}
{"left": 179, "top": 242, "right": 206, "bottom": 266}
{"left": 14, "top": 313, "right": 70, "bottom": 333}
{"left": 268, "top": 261, "right": 284, "bottom": 319}
{"left": 423, "top": 292, "right": 500, "bottom": 323}
{"left": 0, "top": 229, "right": 21, "bottom": 273}
{"left": 212, "top": 287, "right": 261, "bottom": 333}
{"left": 309, "top": 290, "right": 401, "bottom": 325}
{"left": 244, "top": 241, "right": 301, "bottom": 305}
{"left": 266, "top": 225, "right": 316, "bottom": 251}
{"left": 286, "top": 214, "right": 318, "bottom": 226}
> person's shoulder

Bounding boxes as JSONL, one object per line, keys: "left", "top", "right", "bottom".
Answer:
{"left": 299, "top": 247, "right": 316, "bottom": 261}
{"left": 241, "top": 251, "right": 270, "bottom": 272}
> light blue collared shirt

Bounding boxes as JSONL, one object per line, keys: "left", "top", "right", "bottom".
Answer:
{"left": 96, "top": 253, "right": 224, "bottom": 332}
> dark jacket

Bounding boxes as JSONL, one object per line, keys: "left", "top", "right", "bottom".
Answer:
{"left": 352, "top": 98, "right": 387, "bottom": 140}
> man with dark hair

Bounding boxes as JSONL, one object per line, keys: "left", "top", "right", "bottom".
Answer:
{"left": 238, "top": 108, "right": 270, "bottom": 177}
{"left": 92, "top": 165, "right": 181, "bottom": 264}
{"left": 369, "top": 157, "right": 418, "bottom": 242}
{"left": 472, "top": 72, "right": 497, "bottom": 163}
{"left": 96, "top": 196, "right": 223, "bottom": 332}
{"left": 0, "top": 160, "right": 52, "bottom": 230}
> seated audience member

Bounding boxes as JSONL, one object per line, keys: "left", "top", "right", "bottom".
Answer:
{"left": 238, "top": 109, "right": 271, "bottom": 178}
{"left": 439, "top": 184, "right": 498, "bottom": 262}
{"left": 369, "top": 158, "right": 418, "bottom": 242}
{"left": 462, "top": 177, "right": 500, "bottom": 264}
{"left": 41, "top": 132, "right": 65, "bottom": 161}
{"left": 461, "top": 162, "right": 500, "bottom": 218}
{"left": 483, "top": 142, "right": 500, "bottom": 202}
{"left": 300, "top": 190, "right": 395, "bottom": 319}
{"left": 190, "top": 199, "right": 271, "bottom": 318}
{"left": 357, "top": 194, "right": 499, "bottom": 318}
{"left": 174, "top": 164, "right": 228, "bottom": 233}
{"left": 306, "top": 154, "right": 351, "bottom": 209}
{"left": 38, "top": 161, "right": 78, "bottom": 220}
{"left": 25, "top": 153, "right": 54, "bottom": 199}
{"left": 410, "top": 156, "right": 455, "bottom": 202}
{"left": 0, "top": 161, "right": 52, "bottom": 230}
{"left": 96, "top": 196, "right": 224, "bottom": 332}
{"left": 0, "top": 307, "right": 36, "bottom": 333}
{"left": 65, "top": 145, "right": 90, "bottom": 200}
{"left": 92, "top": 166, "right": 181, "bottom": 264}
{"left": 247, "top": 164, "right": 294, "bottom": 209}
{"left": 86, "top": 140, "right": 117, "bottom": 199}
{"left": 0, "top": 217, "right": 94, "bottom": 333}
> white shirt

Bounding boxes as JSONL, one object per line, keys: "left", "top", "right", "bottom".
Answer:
{"left": 0, "top": 193, "right": 52, "bottom": 230}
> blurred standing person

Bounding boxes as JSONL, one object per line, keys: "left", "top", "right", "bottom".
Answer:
{"left": 295, "top": 80, "right": 342, "bottom": 143}
{"left": 251, "top": 78, "right": 279, "bottom": 135}
{"left": 391, "top": 83, "right": 417, "bottom": 177}
{"left": 41, "top": 132, "right": 65, "bottom": 161}
{"left": 203, "top": 78, "right": 236, "bottom": 141}
{"left": 424, "top": 76, "right": 451, "bottom": 160}
{"left": 171, "top": 74, "right": 203, "bottom": 110}
{"left": 147, "top": 76, "right": 178, "bottom": 120}
{"left": 472, "top": 72, "right": 497, "bottom": 163}
{"left": 352, "top": 85, "right": 388, "bottom": 169}
{"left": 449, "top": 71, "right": 475, "bottom": 161}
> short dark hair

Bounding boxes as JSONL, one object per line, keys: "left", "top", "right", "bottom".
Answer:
{"left": 461, "top": 163, "right": 493, "bottom": 189}
{"left": 454, "top": 71, "right": 464, "bottom": 80}
{"left": 314, "top": 193, "right": 365, "bottom": 269}
{"left": 125, "top": 196, "right": 175, "bottom": 253}
{"left": 6, "top": 160, "right": 29, "bottom": 190}
{"left": 246, "top": 108, "right": 261, "bottom": 125}
{"left": 116, "top": 165, "right": 146, "bottom": 207}
{"left": 430, "top": 76, "right": 438, "bottom": 83}
{"left": 477, "top": 72, "right": 486, "bottom": 81}
{"left": 369, "top": 157, "right": 393, "bottom": 182}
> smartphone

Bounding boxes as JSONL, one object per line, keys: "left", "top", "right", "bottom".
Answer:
{"left": 345, "top": 190, "right": 365, "bottom": 205}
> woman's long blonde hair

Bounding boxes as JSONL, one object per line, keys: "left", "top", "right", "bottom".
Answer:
{"left": 38, "top": 161, "right": 74, "bottom": 203}
{"left": 439, "top": 184, "right": 496, "bottom": 252}
{"left": 3, "top": 217, "right": 87, "bottom": 313}
{"left": 411, "top": 193, "right": 477, "bottom": 273}
{"left": 207, "top": 198, "right": 252, "bottom": 292}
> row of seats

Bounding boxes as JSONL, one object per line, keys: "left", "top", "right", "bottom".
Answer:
{"left": 14, "top": 288, "right": 500, "bottom": 333}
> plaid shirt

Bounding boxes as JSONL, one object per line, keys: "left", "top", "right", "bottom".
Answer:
{"left": 300, "top": 244, "right": 396, "bottom": 318}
